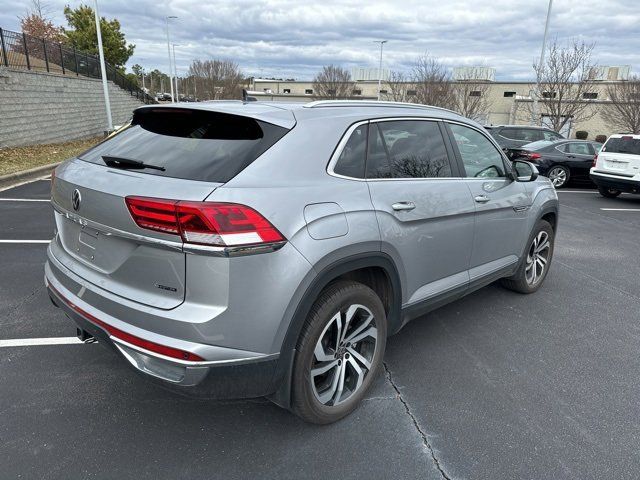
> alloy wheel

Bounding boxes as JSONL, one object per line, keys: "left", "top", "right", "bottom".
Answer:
{"left": 548, "top": 167, "right": 567, "bottom": 188}
{"left": 525, "top": 230, "right": 551, "bottom": 286}
{"left": 310, "top": 304, "right": 377, "bottom": 406}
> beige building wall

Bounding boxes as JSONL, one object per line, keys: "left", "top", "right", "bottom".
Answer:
{"left": 251, "top": 79, "right": 622, "bottom": 140}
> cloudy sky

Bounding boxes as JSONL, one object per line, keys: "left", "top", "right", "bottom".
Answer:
{"left": 1, "top": 0, "right": 638, "bottom": 80}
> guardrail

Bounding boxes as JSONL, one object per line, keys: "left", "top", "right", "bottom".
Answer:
{"left": 0, "top": 26, "right": 156, "bottom": 104}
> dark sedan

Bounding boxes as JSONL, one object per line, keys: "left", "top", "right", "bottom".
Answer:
{"left": 510, "top": 139, "right": 602, "bottom": 188}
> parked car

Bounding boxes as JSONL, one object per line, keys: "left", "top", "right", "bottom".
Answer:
{"left": 590, "top": 134, "right": 640, "bottom": 197}
{"left": 509, "top": 139, "right": 602, "bottom": 188}
{"left": 46, "top": 101, "right": 558, "bottom": 424}
{"left": 485, "top": 125, "right": 564, "bottom": 150}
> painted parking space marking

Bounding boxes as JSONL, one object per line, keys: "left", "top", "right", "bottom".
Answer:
{"left": 0, "top": 240, "right": 51, "bottom": 244}
{"left": 0, "top": 337, "right": 85, "bottom": 347}
{"left": 600, "top": 208, "right": 640, "bottom": 212}
{"left": 0, "top": 198, "right": 50, "bottom": 202}
{"left": 0, "top": 176, "right": 50, "bottom": 192}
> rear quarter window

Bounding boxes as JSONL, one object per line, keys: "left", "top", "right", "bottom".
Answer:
{"left": 78, "top": 109, "right": 289, "bottom": 183}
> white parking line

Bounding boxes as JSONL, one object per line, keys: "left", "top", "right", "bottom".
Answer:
{"left": 0, "top": 240, "right": 51, "bottom": 244}
{"left": 0, "top": 175, "right": 50, "bottom": 192}
{"left": 557, "top": 190, "right": 597, "bottom": 193}
{"left": 0, "top": 337, "right": 84, "bottom": 347}
{"left": 600, "top": 208, "right": 640, "bottom": 212}
{"left": 0, "top": 198, "right": 50, "bottom": 202}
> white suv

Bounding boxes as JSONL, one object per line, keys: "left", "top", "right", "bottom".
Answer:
{"left": 590, "top": 134, "right": 640, "bottom": 197}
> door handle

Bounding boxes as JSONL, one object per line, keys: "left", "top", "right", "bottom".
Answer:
{"left": 474, "top": 195, "right": 490, "bottom": 203}
{"left": 391, "top": 201, "right": 416, "bottom": 211}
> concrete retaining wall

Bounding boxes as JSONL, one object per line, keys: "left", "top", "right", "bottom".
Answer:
{"left": 0, "top": 67, "right": 145, "bottom": 148}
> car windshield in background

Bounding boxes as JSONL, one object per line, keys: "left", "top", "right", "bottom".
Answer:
{"left": 602, "top": 137, "right": 640, "bottom": 156}
{"left": 78, "top": 109, "right": 289, "bottom": 183}
{"left": 521, "top": 140, "right": 554, "bottom": 151}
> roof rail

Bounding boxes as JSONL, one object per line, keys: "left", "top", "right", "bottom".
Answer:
{"left": 304, "top": 100, "right": 459, "bottom": 115}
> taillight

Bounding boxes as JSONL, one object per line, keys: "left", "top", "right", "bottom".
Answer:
{"left": 526, "top": 152, "right": 541, "bottom": 161}
{"left": 125, "top": 196, "right": 285, "bottom": 247}
{"left": 592, "top": 153, "right": 598, "bottom": 168}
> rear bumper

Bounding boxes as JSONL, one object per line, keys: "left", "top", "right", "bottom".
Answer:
{"left": 45, "top": 261, "right": 280, "bottom": 399}
{"left": 590, "top": 171, "right": 640, "bottom": 193}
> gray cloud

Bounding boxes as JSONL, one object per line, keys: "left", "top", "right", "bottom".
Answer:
{"left": 1, "top": 0, "right": 638, "bottom": 80}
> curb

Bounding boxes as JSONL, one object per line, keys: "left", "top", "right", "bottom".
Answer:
{"left": 0, "top": 162, "right": 60, "bottom": 190}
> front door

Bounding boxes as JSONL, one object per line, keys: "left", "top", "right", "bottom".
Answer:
{"left": 446, "top": 122, "right": 530, "bottom": 281}
{"left": 366, "top": 119, "right": 476, "bottom": 307}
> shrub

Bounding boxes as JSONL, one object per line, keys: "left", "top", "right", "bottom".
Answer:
{"left": 595, "top": 134, "right": 607, "bottom": 143}
{"left": 575, "top": 130, "right": 588, "bottom": 139}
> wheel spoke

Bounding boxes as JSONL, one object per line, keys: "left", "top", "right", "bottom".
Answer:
{"left": 316, "top": 362, "right": 342, "bottom": 404}
{"left": 537, "top": 255, "right": 547, "bottom": 266}
{"left": 347, "top": 346, "right": 372, "bottom": 370}
{"left": 347, "top": 357, "right": 365, "bottom": 393}
{"left": 310, "top": 359, "right": 339, "bottom": 378}
{"left": 536, "top": 239, "right": 550, "bottom": 254}
{"left": 332, "top": 361, "right": 347, "bottom": 404}
{"left": 344, "top": 311, "right": 374, "bottom": 343}
{"left": 314, "top": 313, "right": 340, "bottom": 362}
{"left": 349, "top": 326, "right": 377, "bottom": 344}
{"left": 341, "top": 304, "right": 360, "bottom": 344}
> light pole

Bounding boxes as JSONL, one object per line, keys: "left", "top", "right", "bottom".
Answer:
{"left": 172, "top": 43, "right": 179, "bottom": 102}
{"left": 165, "top": 16, "right": 177, "bottom": 102}
{"left": 93, "top": 0, "right": 112, "bottom": 132}
{"left": 374, "top": 40, "right": 387, "bottom": 101}
{"left": 533, "top": 0, "right": 553, "bottom": 125}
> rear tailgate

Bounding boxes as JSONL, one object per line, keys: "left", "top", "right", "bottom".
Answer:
{"left": 51, "top": 161, "right": 220, "bottom": 309}
{"left": 49, "top": 104, "right": 293, "bottom": 310}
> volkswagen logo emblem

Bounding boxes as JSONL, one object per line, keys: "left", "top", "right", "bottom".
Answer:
{"left": 72, "top": 189, "right": 82, "bottom": 211}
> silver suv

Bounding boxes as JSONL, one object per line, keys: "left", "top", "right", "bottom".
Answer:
{"left": 46, "top": 101, "right": 559, "bottom": 423}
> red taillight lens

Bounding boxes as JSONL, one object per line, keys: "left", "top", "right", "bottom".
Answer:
{"left": 125, "top": 196, "right": 285, "bottom": 247}
{"left": 592, "top": 153, "right": 598, "bottom": 168}
{"left": 526, "top": 153, "right": 541, "bottom": 161}
{"left": 48, "top": 283, "right": 204, "bottom": 361}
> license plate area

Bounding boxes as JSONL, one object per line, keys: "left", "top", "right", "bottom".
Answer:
{"left": 78, "top": 229, "right": 98, "bottom": 262}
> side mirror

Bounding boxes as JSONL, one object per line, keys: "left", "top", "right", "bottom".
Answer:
{"left": 512, "top": 160, "right": 539, "bottom": 182}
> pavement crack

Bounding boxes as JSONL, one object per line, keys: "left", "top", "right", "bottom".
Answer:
{"left": 383, "top": 361, "right": 452, "bottom": 480}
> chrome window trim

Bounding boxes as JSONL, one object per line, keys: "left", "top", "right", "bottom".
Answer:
{"left": 326, "top": 116, "right": 464, "bottom": 182}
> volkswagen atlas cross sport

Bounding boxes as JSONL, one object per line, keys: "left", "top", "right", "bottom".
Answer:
{"left": 46, "top": 100, "right": 558, "bottom": 424}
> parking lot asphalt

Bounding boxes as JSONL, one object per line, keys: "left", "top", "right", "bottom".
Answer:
{"left": 2, "top": 180, "right": 640, "bottom": 479}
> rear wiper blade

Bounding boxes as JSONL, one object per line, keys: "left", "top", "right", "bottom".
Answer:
{"left": 102, "top": 155, "right": 165, "bottom": 171}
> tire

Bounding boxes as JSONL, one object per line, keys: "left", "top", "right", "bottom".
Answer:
{"left": 598, "top": 186, "right": 621, "bottom": 198}
{"left": 547, "top": 165, "right": 570, "bottom": 189}
{"left": 501, "top": 220, "right": 554, "bottom": 294}
{"left": 291, "top": 280, "right": 387, "bottom": 424}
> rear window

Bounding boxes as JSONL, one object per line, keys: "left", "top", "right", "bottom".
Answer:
{"left": 522, "top": 140, "right": 553, "bottom": 151}
{"left": 602, "top": 137, "right": 640, "bottom": 156}
{"left": 78, "top": 108, "right": 289, "bottom": 182}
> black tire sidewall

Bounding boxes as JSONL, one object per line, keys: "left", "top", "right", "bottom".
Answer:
{"left": 291, "top": 281, "right": 387, "bottom": 424}
{"left": 508, "top": 220, "right": 555, "bottom": 294}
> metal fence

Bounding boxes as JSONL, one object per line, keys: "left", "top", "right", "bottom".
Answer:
{"left": 0, "top": 27, "right": 156, "bottom": 104}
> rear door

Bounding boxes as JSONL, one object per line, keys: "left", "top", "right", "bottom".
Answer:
{"left": 445, "top": 121, "right": 530, "bottom": 281}
{"left": 50, "top": 106, "right": 291, "bottom": 309}
{"left": 559, "top": 141, "right": 595, "bottom": 179}
{"left": 366, "top": 118, "right": 475, "bottom": 307}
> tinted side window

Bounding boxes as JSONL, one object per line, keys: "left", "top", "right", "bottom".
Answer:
{"left": 449, "top": 123, "right": 507, "bottom": 178}
{"left": 333, "top": 124, "right": 367, "bottom": 178}
{"left": 365, "top": 120, "right": 452, "bottom": 179}
{"left": 566, "top": 142, "right": 591, "bottom": 155}
{"left": 543, "top": 130, "right": 563, "bottom": 141}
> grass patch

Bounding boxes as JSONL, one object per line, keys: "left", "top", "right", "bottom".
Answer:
{"left": 0, "top": 136, "right": 102, "bottom": 177}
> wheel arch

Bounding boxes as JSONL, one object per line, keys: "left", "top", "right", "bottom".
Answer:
{"left": 269, "top": 251, "right": 402, "bottom": 409}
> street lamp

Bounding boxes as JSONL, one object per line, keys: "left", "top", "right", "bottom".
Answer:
{"left": 374, "top": 40, "right": 387, "bottom": 101}
{"left": 533, "top": 0, "right": 553, "bottom": 125}
{"left": 93, "top": 0, "right": 112, "bottom": 131}
{"left": 165, "top": 16, "right": 177, "bottom": 102}
{"left": 172, "top": 43, "right": 179, "bottom": 102}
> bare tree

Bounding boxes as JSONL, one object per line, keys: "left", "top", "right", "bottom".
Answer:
{"left": 601, "top": 75, "right": 640, "bottom": 134}
{"left": 384, "top": 70, "right": 410, "bottom": 102}
{"left": 411, "top": 53, "right": 455, "bottom": 109}
{"left": 530, "top": 38, "right": 597, "bottom": 132}
{"left": 312, "top": 65, "right": 353, "bottom": 99}
{"left": 188, "top": 59, "right": 243, "bottom": 100}
{"left": 451, "top": 70, "right": 492, "bottom": 122}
